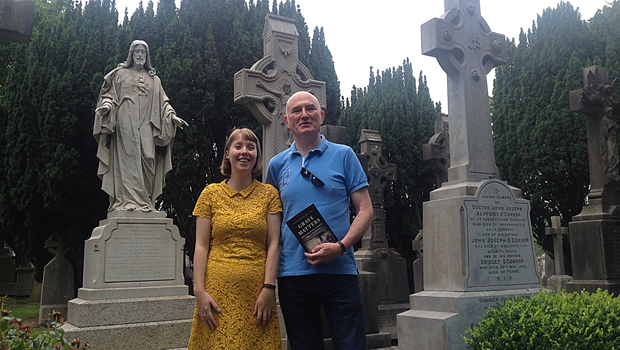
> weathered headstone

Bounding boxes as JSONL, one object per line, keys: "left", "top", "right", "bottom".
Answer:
{"left": 544, "top": 216, "right": 572, "bottom": 292}
{"left": 398, "top": 2, "right": 540, "bottom": 349}
{"left": 39, "top": 234, "right": 74, "bottom": 325}
{"left": 355, "top": 129, "right": 409, "bottom": 340}
{"left": 234, "top": 14, "right": 326, "bottom": 174}
{"left": 423, "top": 112, "right": 450, "bottom": 187}
{"left": 0, "top": 0, "right": 34, "bottom": 43}
{"left": 566, "top": 65, "right": 620, "bottom": 294}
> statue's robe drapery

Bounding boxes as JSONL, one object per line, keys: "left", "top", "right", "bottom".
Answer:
{"left": 93, "top": 67, "right": 176, "bottom": 212}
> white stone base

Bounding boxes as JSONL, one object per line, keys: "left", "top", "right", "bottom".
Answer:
{"left": 62, "top": 319, "right": 192, "bottom": 350}
{"left": 62, "top": 295, "right": 195, "bottom": 350}
{"left": 397, "top": 289, "right": 538, "bottom": 350}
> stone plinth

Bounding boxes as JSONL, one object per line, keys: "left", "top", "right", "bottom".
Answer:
{"left": 398, "top": 180, "right": 541, "bottom": 350}
{"left": 356, "top": 248, "right": 409, "bottom": 338}
{"left": 566, "top": 216, "right": 620, "bottom": 294}
{"left": 63, "top": 211, "right": 194, "bottom": 350}
{"left": 397, "top": 289, "right": 537, "bottom": 350}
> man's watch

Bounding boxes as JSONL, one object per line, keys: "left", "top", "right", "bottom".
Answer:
{"left": 337, "top": 241, "right": 347, "bottom": 255}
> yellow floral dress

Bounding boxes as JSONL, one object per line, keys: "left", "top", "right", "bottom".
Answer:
{"left": 188, "top": 179, "right": 282, "bottom": 350}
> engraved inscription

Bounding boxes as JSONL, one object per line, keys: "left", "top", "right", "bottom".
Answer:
{"left": 464, "top": 181, "right": 540, "bottom": 288}
{"left": 105, "top": 223, "right": 176, "bottom": 282}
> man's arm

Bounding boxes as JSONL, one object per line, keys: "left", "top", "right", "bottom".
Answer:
{"left": 305, "top": 187, "right": 373, "bottom": 265}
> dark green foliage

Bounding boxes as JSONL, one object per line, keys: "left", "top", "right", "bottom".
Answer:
{"left": 492, "top": 2, "right": 601, "bottom": 262}
{"left": 339, "top": 60, "right": 437, "bottom": 292}
{"left": 308, "top": 27, "right": 340, "bottom": 125}
{"left": 464, "top": 290, "right": 620, "bottom": 350}
{"left": 0, "top": 0, "right": 337, "bottom": 276}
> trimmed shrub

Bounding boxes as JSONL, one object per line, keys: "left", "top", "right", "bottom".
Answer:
{"left": 464, "top": 289, "right": 620, "bottom": 350}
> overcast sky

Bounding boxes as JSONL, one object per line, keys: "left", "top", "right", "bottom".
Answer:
{"left": 114, "top": 0, "right": 611, "bottom": 112}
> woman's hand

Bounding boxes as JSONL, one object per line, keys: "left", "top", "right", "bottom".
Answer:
{"left": 195, "top": 290, "right": 221, "bottom": 330}
{"left": 253, "top": 288, "right": 275, "bottom": 328}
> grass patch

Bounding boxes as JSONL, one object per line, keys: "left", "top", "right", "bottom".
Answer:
{"left": 3, "top": 297, "right": 39, "bottom": 320}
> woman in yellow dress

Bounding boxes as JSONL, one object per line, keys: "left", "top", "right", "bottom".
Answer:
{"left": 188, "top": 128, "right": 282, "bottom": 349}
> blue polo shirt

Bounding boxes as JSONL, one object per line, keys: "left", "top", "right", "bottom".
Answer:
{"left": 266, "top": 136, "right": 368, "bottom": 277}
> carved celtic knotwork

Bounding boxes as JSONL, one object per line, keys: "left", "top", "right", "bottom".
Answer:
{"left": 234, "top": 14, "right": 326, "bottom": 171}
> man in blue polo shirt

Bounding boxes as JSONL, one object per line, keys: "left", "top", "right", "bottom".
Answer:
{"left": 266, "top": 91, "right": 373, "bottom": 350}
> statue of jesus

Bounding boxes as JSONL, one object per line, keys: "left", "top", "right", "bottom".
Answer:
{"left": 93, "top": 40, "right": 187, "bottom": 212}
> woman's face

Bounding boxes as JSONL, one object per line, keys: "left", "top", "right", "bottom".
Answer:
{"left": 227, "top": 135, "right": 257, "bottom": 176}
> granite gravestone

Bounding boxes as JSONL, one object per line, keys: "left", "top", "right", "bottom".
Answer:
{"left": 398, "top": 2, "right": 540, "bottom": 349}
{"left": 39, "top": 234, "right": 75, "bottom": 325}
{"left": 567, "top": 65, "right": 620, "bottom": 294}
{"left": 62, "top": 41, "right": 194, "bottom": 350}
{"left": 544, "top": 216, "right": 572, "bottom": 292}
{"left": 354, "top": 129, "right": 409, "bottom": 340}
{"left": 234, "top": 14, "right": 326, "bottom": 175}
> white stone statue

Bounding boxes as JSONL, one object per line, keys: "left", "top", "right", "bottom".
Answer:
{"left": 93, "top": 40, "right": 187, "bottom": 212}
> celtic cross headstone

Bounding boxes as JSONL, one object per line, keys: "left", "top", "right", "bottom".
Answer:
{"left": 359, "top": 129, "right": 396, "bottom": 250}
{"left": 421, "top": 0, "right": 506, "bottom": 183}
{"left": 234, "top": 14, "right": 326, "bottom": 171}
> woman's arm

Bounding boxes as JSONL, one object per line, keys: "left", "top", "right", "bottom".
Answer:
{"left": 193, "top": 216, "right": 221, "bottom": 330}
{"left": 253, "top": 212, "right": 282, "bottom": 327}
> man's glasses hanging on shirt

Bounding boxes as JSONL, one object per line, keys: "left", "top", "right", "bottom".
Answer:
{"left": 301, "top": 167, "right": 325, "bottom": 187}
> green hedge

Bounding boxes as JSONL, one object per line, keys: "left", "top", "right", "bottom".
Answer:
{"left": 464, "top": 290, "right": 620, "bottom": 350}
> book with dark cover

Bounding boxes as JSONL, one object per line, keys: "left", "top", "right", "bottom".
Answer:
{"left": 286, "top": 203, "right": 338, "bottom": 253}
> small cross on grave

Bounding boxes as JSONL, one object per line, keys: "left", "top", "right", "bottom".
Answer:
{"left": 359, "top": 129, "right": 396, "bottom": 250}
{"left": 545, "top": 216, "right": 568, "bottom": 275}
{"left": 234, "top": 14, "right": 326, "bottom": 172}
{"left": 421, "top": 0, "right": 506, "bottom": 182}
{"left": 0, "top": 0, "right": 34, "bottom": 43}
{"left": 569, "top": 66, "right": 620, "bottom": 209}
{"left": 423, "top": 112, "right": 450, "bottom": 187}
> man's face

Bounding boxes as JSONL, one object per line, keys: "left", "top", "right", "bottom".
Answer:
{"left": 284, "top": 92, "right": 325, "bottom": 136}
{"left": 133, "top": 45, "right": 147, "bottom": 68}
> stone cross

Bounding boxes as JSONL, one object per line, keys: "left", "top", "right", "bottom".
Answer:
{"left": 421, "top": 0, "right": 506, "bottom": 183}
{"left": 359, "top": 129, "right": 397, "bottom": 250}
{"left": 569, "top": 66, "right": 620, "bottom": 209}
{"left": 234, "top": 14, "right": 326, "bottom": 173}
{"left": 423, "top": 112, "right": 450, "bottom": 187}
{"left": 545, "top": 216, "right": 568, "bottom": 275}
{"left": 0, "top": 0, "right": 34, "bottom": 43}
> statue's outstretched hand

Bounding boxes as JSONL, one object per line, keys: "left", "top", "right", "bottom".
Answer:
{"left": 172, "top": 114, "right": 188, "bottom": 129}
{"left": 95, "top": 103, "right": 111, "bottom": 116}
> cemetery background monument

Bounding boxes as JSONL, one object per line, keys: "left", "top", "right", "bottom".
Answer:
{"left": 354, "top": 129, "right": 409, "bottom": 339}
{"left": 567, "top": 65, "right": 620, "bottom": 294}
{"left": 234, "top": 13, "right": 326, "bottom": 178}
{"left": 398, "top": 1, "right": 541, "bottom": 349}
{"left": 62, "top": 41, "right": 194, "bottom": 350}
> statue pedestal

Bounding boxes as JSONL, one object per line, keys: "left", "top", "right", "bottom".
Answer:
{"left": 62, "top": 211, "right": 194, "bottom": 350}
